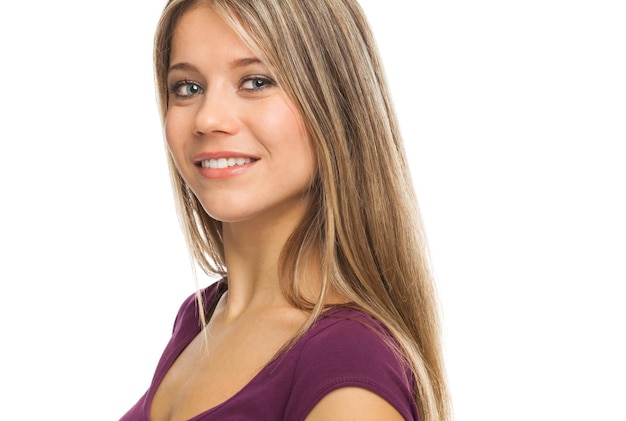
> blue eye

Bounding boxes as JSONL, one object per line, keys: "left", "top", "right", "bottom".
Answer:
{"left": 240, "top": 77, "right": 274, "bottom": 92}
{"left": 170, "top": 80, "right": 203, "bottom": 98}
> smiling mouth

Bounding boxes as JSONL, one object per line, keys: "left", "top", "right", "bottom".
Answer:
{"left": 197, "top": 157, "right": 257, "bottom": 169}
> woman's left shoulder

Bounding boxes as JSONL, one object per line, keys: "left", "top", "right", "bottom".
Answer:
{"left": 285, "top": 307, "right": 418, "bottom": 420}
{"left": 309, "top": 307, "right": 398, "bottom": 352}
{"left": 298, "top": 307, "right": 411, "bottom": 381}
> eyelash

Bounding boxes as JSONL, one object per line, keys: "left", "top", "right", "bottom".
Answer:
{"left": 169, "top": 80, "right": 203, "bottom": 99}
{"left": 239, "top": 76, "right": 276, "bottom": 92}
{"left": 168, "top": 76, "right": 276, "bottom": 99}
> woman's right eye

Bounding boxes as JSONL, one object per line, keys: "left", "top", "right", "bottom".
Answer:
{"left": 170, "top": 81, "right": 203, "bottom": 98}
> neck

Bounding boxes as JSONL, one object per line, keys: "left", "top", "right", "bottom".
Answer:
{"left": 219, "top": 204, "right": 308, "bottom": 318}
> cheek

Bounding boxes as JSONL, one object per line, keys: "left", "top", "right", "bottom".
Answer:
{"left": 259, "top": 101, "right": 315, "bottom": 161}
{"left": 163, "top": 114, "right": 193, "bottom": 184}
{"left": 164, "top": 112, "right": 177, "bottom": 145}
{"left": 267, "top": 103, "right": 302, "bottom": 135}
{"left": 164, "top": 112, "right": 186, "bottom": 158}
{"left": 285, "top": 115, "right": 317, "bottom": 175}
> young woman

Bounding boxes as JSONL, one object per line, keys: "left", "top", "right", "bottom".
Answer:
{"left": 121, "top": 0, "right": 450, "bottom": 420}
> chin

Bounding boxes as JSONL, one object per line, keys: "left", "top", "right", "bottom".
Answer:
{"left": 199, "top": 202, "right": 258, "bottom": 224}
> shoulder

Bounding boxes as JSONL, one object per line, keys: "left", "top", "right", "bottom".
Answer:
{"left": 304, "top": 387, "right": 407, "bottom": 421}
{"left": 298, "top": 308, "right": 411, "bottom": 384}
{"left": 171, "top": 281, "right": 223, "bottom": 334}
{"left": 286, "top": 307, "right": 418, "bottom": 420}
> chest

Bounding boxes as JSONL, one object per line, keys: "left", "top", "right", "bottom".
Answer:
{"left": 150, "top": 314, "right": 304, "bottom": 421}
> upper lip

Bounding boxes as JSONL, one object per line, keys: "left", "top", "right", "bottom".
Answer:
{"left": 193, "top": 151, "right": 260, "bottom": 165}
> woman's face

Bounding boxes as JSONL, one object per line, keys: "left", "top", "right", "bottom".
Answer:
{"left": 165, "top": 4, "right": 317, "bottom": 227}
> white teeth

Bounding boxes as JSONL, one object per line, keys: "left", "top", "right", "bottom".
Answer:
{"left": 200, "top": 158, "right": 253, "bottom": 169}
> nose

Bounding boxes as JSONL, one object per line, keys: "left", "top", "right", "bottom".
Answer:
{"left": 193, "top": 88, "right": 240, "bottom": 137}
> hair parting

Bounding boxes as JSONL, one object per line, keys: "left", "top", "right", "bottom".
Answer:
{"left": 154, "top": 1, "right": 451, "bottom": 419}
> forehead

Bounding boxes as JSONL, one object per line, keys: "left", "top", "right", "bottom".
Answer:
{"left": 170, "top": 3, "right": 254, "bottom": 63}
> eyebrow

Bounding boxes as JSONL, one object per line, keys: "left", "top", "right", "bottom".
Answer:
{"left": 167, "top": 62, "right": 198, "bottom": 74}
{"left": 168, "top": 57, "right": 264, "bottom": 75}
{"left": 229, "top": 57, "right": 263, "bottom": 68}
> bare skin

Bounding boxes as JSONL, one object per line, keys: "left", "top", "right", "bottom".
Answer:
{"left": 305, "top": 388, "right": 405, "bottom": 421}
{"left": 151, "top": 4, "right": 405, "bottom": 421}
{"left": 150, "top": 294, "right": 308, "bottom": 421}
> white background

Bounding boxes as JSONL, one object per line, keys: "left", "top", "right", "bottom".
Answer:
{"left": 1, "top": 1, "right": 624, "bottom": 419}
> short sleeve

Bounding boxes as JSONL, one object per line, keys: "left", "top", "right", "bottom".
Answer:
{"left": 284, "top": 311, "right": 419, "bottom": 420}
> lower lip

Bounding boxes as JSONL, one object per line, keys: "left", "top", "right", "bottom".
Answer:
{"left": 196, "top": 160, "right": 258, "bottom": 179}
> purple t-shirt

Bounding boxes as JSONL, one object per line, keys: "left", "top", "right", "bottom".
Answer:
{"left": 120, "top": 281, "right": 418, "bottom": 420}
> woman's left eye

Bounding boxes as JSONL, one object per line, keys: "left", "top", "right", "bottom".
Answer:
{"left": 240, "top": 76, "right": 275, "bottom": 92}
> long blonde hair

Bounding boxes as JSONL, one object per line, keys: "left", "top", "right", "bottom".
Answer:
{"left": 154, "top": 0, "right": 450, "bottom": 419}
